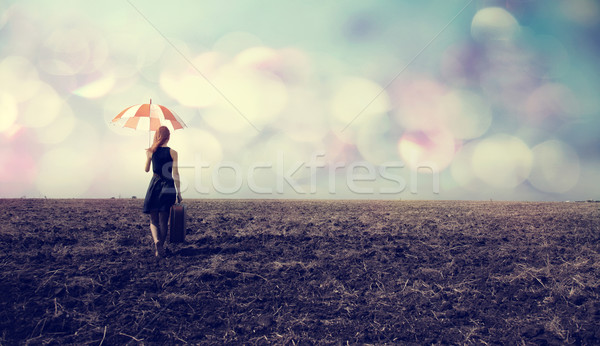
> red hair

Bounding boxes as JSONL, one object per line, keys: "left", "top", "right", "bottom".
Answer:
{"left": 148, "top": 126, "right": 170, "bottom": 153}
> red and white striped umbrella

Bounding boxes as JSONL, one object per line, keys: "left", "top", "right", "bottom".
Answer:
{"left": 112, "top": 99, "right": 187, "bottom": 132}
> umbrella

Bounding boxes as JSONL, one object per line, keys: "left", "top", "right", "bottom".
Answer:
{"left": 112, "top": 99, "right": 186, "bottom": 145}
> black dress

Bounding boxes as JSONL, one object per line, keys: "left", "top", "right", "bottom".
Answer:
{"left": 143, "top": 147, "right": 176, "bottom": 214}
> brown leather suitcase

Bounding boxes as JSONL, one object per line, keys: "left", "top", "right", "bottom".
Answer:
{"left": 169, "top": 203, "right": 186, "bottom": 243}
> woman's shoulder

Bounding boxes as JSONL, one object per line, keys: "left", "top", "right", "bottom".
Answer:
{"left": 169, "top": 147, "right": 178, "bottom": 157}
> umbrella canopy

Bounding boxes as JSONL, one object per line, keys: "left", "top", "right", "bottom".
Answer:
{"left": 112, "top": 99, "right": 186, "bottom": 132}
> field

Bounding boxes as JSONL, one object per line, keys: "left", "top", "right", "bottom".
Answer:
{"left": 0, "top": 199, "right": 599, "bottom": 344}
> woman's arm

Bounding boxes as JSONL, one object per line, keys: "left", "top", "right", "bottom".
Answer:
{"left": 144, "top": 150, "right": 152, "bottom": 172}
{"left": 171, "top": 149, "right": 182, "bottom": 202}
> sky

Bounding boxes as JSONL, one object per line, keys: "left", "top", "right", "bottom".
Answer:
{"left": 0, "top": 0, "right": 599, "bottom": 200}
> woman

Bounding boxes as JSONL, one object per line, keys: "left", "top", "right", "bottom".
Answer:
{"left": 143, "top": 126, "right": 182, "bottom": 257}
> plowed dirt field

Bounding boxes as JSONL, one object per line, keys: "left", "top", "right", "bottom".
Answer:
{"left": 1, "top": 199, "right": 599, "bottom": 344}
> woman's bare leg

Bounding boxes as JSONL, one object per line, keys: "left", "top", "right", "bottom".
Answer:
{"left": 150, "top": 212, "right": 160, "bottom": 243}
{"left": 158, "top": 211, "right": 170, "bottom": 245}
{"left": 149, "top": 212, "right": 164, "bottom": 257}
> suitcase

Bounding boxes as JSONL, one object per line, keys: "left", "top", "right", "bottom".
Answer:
{"left": 169, "top": 203, "right": 186, "bottom": 243}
